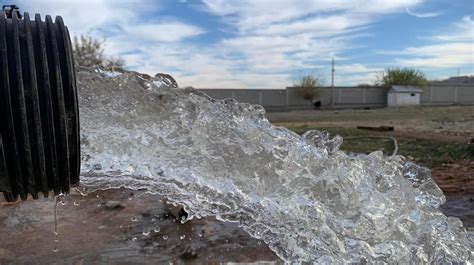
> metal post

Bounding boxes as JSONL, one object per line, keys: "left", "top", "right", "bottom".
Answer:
{"left": 331, "top": 58, "right": 335, "bottom": 108}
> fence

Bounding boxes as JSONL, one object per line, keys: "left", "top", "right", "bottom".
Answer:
{"left": 199, "top": 85, "right": 474, "bottom": 112}
{"left": 420, "top": 85, "right": 474, "bottom": 105}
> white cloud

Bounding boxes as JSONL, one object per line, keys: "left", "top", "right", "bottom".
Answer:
{"left": 430, "top": 16, "right": 474, "bottom": 42}
{"left": 18, "top": 0, "right": 436, "bottom": 87}
{"left": 334, "top": 64, "right": 381, "bottom": 74}
{"left": 122, "top": 22, "right": 205, "bottom": 43}
{"left": 202, "top": 0, "right": 423, "bottom": 32}
{"left": 337, "top": 72, "right": 379, "bottom": 85}
{"left": 405, "top": 7, "right": 441, "bottom": 18}
{"left": 196, "top": 0, "right": 425, "bottom": 87}
{"left": 17, "top": 0, "right": 154, "bottom": 36}
{"left": 391, "top": 16, "right": 474, "bottom": 69}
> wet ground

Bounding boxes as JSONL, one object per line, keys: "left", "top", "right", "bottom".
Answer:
{"left": 1, "top": 171, "right": 472, "bottom": 264}
{"left": 0, "top": 189, "right": 280, "bottom": 264}
{"left": 0, "top": 160, "right": 474, "bottom": 264}
{"left": 433, "top": 160, "right": 474, "bottom": 232}
{"left": 0, "top": 161, "right": 472, "bottom": 265}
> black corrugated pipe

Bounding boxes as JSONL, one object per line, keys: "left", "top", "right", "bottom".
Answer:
{"left": 0, "top": 11, "right": 80, "bottom": 202}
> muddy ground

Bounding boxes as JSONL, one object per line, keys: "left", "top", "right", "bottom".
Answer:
{"left": 0, "top": 175, "right": 470, "bottom": 265}
{"left": 0, "top": 189, "right": 280, "bottom": 264}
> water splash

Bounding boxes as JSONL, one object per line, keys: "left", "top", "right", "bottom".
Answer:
{"left": 78, "top": 69, "right": 472, "bottom": 263}
{"left": 53, "top": 193, "right": 64, "bottom": 253}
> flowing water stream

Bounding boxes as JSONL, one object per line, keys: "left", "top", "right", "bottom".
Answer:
{"left": 77, "top": 69, "right": 472, "bottom": 263}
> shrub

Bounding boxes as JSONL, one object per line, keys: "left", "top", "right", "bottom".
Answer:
{"left": 376, "top": 67, "right": 428, "bottom": 89}
{"left": 73, "top": 35, "right": 125, "bottom": 68}
{"left": 294, "top": 74, "right": 324, "bottom": 102}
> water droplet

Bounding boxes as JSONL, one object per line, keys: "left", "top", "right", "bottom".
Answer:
{"left": 163, "top": 235, "right": 168, "bottom": 240}
{"left": 258, "top": 240, "right": 262, "bottom": 245}
{"left": 198, "top": 233, "right": 203, "bottom": 237}
{"left": 52, "top": 248, "right": 59, "bottom": 253}
{"left": 180, "top": 235, "right": 186, "bottom": 240}
{"left": 132, "top": 237, "right": 138, "bottom": 241}
{"left": 131, "top": 217, "right": 139, "bottom": 222}
{"left": 153, "top": 226, "right": 161, "bottom": 233}
{"left": 142, "top": 228, "right": 151, "bottom": 236}
{"left": 73, "top": 201, "right": 80, "bottom": 206}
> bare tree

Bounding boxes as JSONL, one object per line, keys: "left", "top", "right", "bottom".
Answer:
{"left": 73, "top": 35, "right": 125, "bottom": 68}
{"left": 294, "top": 73, "right": 325, "bottom": 103}
{"left": 104, "top": 56, "right": 126, "bottom": 68}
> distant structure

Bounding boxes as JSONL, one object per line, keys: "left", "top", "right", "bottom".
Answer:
{"left": 387, "top": 85, "right": 423, "bottom": 107}
{"left": 431, "top": 76, "right": 474, "bottom": 85}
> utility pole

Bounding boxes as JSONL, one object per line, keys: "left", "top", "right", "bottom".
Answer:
{"left": 331, "top": 58, "right": 335, "bottom": 108}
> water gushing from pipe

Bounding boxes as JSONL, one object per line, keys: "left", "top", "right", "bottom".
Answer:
{"left": 78, "top": 69, "right": 472, "bottom": 263}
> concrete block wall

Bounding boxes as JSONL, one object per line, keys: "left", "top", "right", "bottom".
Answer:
{"left": 420, "top": 85, "right": 474, "bottom": 105}
{"left": 199, "top": 85, "right": 473, "bottom": 111}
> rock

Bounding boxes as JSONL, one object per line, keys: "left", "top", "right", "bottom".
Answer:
{"left": 104, "top": 200, "right": 124, "bottom": 210}
{"left": 141, "top": 207, "right": 153, "bottom": 217}
{"left": 163, "top": 199, "right": 188, "bottom": 220}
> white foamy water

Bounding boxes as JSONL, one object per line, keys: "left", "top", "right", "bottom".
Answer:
{"left": 78, "top": 69, "right": 473, "bottom": 263}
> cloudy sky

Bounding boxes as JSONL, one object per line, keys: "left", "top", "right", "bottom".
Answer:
{"left": 15, "top": 0, "right": 474, "bottom": 88}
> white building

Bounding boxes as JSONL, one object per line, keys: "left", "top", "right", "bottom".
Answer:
{"left": 387, "top": 85, "right": 423, "bottom": 107}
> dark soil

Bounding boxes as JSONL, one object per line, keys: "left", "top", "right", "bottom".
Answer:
{"left": 0, "top": 189, "right": 280, "bottom": 264}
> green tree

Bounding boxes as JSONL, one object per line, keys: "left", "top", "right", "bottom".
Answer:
{"left": 73, "top": 35, "right": 125, "bottom": 68}
{"left": 294, "top": 73, "right": 324, "bottom": 102}
{"left": 376, "top": 67, "right": 428, "bottom": 89}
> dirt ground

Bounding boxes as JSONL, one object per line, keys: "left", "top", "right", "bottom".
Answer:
{"left": 433, "top": 160, "right": 474, "bottom": 229}
{"left": 0, "top": 189, "right": 280, "bottom": 264}
{"left": 268, "top": 105, "right": 474, "bottom": 143}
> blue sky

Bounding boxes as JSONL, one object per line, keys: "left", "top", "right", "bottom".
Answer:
{"left": 15, "top": 0, "right": 474, "bottom": 88}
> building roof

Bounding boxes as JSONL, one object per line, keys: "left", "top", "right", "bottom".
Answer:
{"left": 431, "top": 75, "right": 474, "bottom": 85}
{"left": 388, "top": 85, "right": 423, "bottom": 93}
